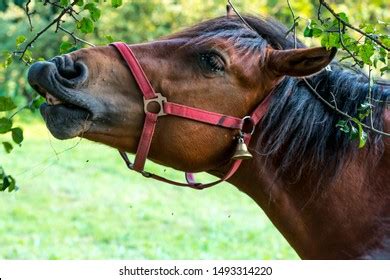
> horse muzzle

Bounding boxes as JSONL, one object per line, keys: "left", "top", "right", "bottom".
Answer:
{"left": 28, "top": 55, "right": 103, "bottom": 139}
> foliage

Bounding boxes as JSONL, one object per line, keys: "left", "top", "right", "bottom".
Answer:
{"left": 0, "top": 0, "right": 389, "bottom": 191}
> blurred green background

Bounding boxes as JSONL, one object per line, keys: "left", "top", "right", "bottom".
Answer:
{"left": 0, "top": 119, "right": 297, "bottom": 259}
{"left": 0, "top": 0, "right": 388, "bottom": 259}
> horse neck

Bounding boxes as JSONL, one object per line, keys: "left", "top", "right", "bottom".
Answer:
{"left": 217, "top": 69, "right": 390, "bottom": 259}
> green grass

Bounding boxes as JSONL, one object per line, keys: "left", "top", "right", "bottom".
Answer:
{"left": 0, "top": 120, "right": 298, "bottom": 259}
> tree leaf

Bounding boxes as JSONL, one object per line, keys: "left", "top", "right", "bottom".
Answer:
{"left": 16, "top": 35, "right": 26, "bottom": 48}
{"left": 321, "top": 33, "right": 340, "bottom": 49}
{"left": 2, "top": 142, "right": 13, "bottom": 153}
{"left": 337, "top": 12, "right": 349, "bottom": 24}
{"left": 0, "top": 118, "right": 12, "bottom": 134}
{"left": 105, "top": 35, "right": 114, "bottom": 43}
{"left": 60, "top": 41, "right": 73, "bottom": 54}
{"left": 77, "top": 17, "right": 94, "bottom": 34}
{"left": 3, "top": 52, "right": 13, "bottom": 68}
{"left": 0, "top": 96, "right": 17, "bottom": 112}
{"left": 11, "top": 128, "right": 23, "bottom": 144}
{"left": 84, "top": 3, "right": 101, "bottom": 22}
{"left": 2, "top": 175, "right": 16, "bottom": 192}
{"left": 111, "top": 0, "right": 123, "bottom": 8}
{"left": 60, "top": 0, "right": 70, "bottom": 6}
{"left": 358, "top": 42, "right": 375, "bottom": 65}
{"left": 303, "top": 26, "right": 313, "bottom": 37}
{"left": 22, "top": 49, "right": 33, "bottom": 64}
{"left": 312, "top": 27, "right": 323, "bottom": 38}
{"left": 358, "top": 125, "right": 368, "bottom": 148}
{"left": 336, "top": 119, "right": 350, "bottom": 134}
{"left": 349, "top": 124, "right": 358, "bottom": 140}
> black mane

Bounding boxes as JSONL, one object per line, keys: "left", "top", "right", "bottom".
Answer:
{"left": 170, "top": 15, "right": 389, "bottom": 187}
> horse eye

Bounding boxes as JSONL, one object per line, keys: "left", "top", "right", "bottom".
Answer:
{"left": 199, "top": 52, "right": 225, "bottom": 73}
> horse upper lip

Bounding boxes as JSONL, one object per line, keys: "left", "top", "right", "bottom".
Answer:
{"left": 28, "top": 61, "right": 103, "bottom": 116}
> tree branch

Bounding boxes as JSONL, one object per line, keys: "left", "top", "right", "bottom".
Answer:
{"left": 319, "top": 0, "right": 389, "bottom": 51}
{"left": 17, "top": 1, "right": 78, "bottom": 62}
{"left": 286, "top": 0, "right": 299, "bottom": 48}
{"left": 302, "top": 77, "right": 390, "bottom": 137}
{"left": 58, "top": 26, "right": 96, "bottom": 47}
{"left": 24, "top": 0, "right": 34, "bottom": 32}
{"left": 227, "top": 0, "right": 256, "bottom": 32}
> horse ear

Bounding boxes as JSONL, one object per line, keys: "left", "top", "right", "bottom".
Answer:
{"left": 266, "top": 47, "right": 337, "bottom": 77}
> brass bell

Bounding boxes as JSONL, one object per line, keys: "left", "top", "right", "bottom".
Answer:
{"left": 232, "top": 137, "right": 253, "bottom": 160}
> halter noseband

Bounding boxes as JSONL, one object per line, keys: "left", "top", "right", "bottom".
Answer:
{"left": 111, "top": 42, "right": 272, "bottom": 190}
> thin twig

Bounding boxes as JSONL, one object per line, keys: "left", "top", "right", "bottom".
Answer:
{"left": 337, "top": 19, "right": 362, "bottom": 67}
{"left": 319, "top": 0, "right": 389, "bottom": 51}
{"left": 368, "top": 67, "right": 374, "bottom": 129}
{"left": 17, "top": 1, "right": 78, "bottom": 61}
{"left": 287, "top": 0, "right": 297, "bottom": 48}
{"left": 283, "top": 0, "right": 389, "bottom": 137}
{"left": 302, "top": 77, "right": 390, "bottom": 137}
{"left": 58, "top": 26, "right": 96, "bottom": 47}
{"left": 317, "top": 1, "right": 324, "bottom": 24}
{"left": 227, "top": 0, "right": 256, "bottom": 32}
{"left": 25, "top": 0, "right": 34, "bottom": 32}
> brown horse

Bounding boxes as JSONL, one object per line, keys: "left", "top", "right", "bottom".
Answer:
{"left": 27, "top": 15, "right": 389, "bottom": 259}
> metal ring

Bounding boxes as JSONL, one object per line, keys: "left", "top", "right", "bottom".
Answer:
{"left": 141, "top": 171, "right": 152, "bottom": 178}
{"left": 143, "top": 93, "right": 167, "bottom": 117}
{"left": 241, "top": 116, "right": 255, "bottom": 135}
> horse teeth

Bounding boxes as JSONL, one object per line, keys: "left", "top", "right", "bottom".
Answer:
{"left": 45, "top": 92, "right": 62, "bottom": 105}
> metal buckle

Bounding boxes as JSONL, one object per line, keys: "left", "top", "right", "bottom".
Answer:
{"left": 143, "top": 93, "right": 167, "bottom": 117}
{"left": 141, "top": 170, "right": 152, "bottom": 178}
{"left": 241, "top": 116, "right": 255, "bottom": 135}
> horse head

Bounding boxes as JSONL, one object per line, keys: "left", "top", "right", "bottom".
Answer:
{"left": 27, "top": 16, "right": 335, "bottom": 173}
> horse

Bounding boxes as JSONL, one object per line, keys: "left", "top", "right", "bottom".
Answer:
{"left": 27, "top": 13, "right": 389, "bottom": 259}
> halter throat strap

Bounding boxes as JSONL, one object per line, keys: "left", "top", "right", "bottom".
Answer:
{"left": 111, "top": 42, "right": 272, "bottom": 189}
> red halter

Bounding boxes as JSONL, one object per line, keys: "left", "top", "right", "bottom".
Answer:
{"left": 111, "top": 42, "right": 272, "bottom": 190}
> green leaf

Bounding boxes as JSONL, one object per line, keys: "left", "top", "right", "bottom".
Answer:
{"left": 22, "top": 49, "right": 33, "bottom": 64}
{"left": 105, "top": 35, "right": 114, "bottom": 43}
{"left": 84, "top": 3, "right": 101, "bottom": 22}
{"left": 349, "top": 124, "right": 359, "bottom": 140}
{"left": 11, "top": 128, "right": 23, "bottom": 145}
{"left": 380, "top": 35, "right": 390, "bottom": 48}
{"left": 76, "top": 0, "right": 84, "bottom": 6}
{"left": 3, "top": 175, "right": 16, "bottom": 192}
{"left": 3, "top": 52, "right": 13, "bottom": 68}
{"left": 357, "top": 101, "right": 372, "bottom": 120}
{"left": 364, "top": 24, "right": 375, "bottom": 34}
{"left": 0, "top": 118, "right": 12, "bottom": 134}
{"left": 358, "top": 42, "right": 375, "bottom": 65}
{"left": 358, "top": 124, "right": 368, "bottom": 149}
{"left": 16, "top": 35, "right": 26, "bottom": 48}
{"left": 0, "top": 96, "right": 17, "bottom": 112}
{"left": 336, "top": 119, "right": 350, "bottom": 134}
{"left": 30, "top": 96, "right": 46, "bottom": 109}
{"left": 303, "top": 26, "right": 313, "bottom": 37}
{"left": 77, "top": 17, "right": 94, "bottom": 34}
{"left": 2, "top": 142, "right": 13, "bottom": 153}
{"left": 350, "top": 118, "right": 368, "bottom": 148}
{"left": 312, "top": 28, "right": 323, "bottom": 38}
{"left": 337, "top": 12, "right": 349, "bottom": 24}
{"left": 111, "top": 0, "right": 123, "bottom": 8}
{"left": 321, "top": 33, "right": 340, "bottom": 49}
{"left": 60, "top": 0, "right": 70, "bottom": 6}
{"left": 380, "top": 65, "right": 390, "bottom": 76}
{"left": 60, "top": 41, "right": 73, "bottom": 54}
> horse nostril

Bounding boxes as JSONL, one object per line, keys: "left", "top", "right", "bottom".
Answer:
{"left": 50, "top": 55, "right": 88, "bottom": 87}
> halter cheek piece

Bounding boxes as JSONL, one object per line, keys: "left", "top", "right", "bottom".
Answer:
{"left": 111, "top": 42, "right": 272, "bottom": 190}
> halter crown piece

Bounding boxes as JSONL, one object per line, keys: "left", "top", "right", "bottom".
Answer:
{"left": 111, "top": 42, "right": 273, "bottom": 190}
